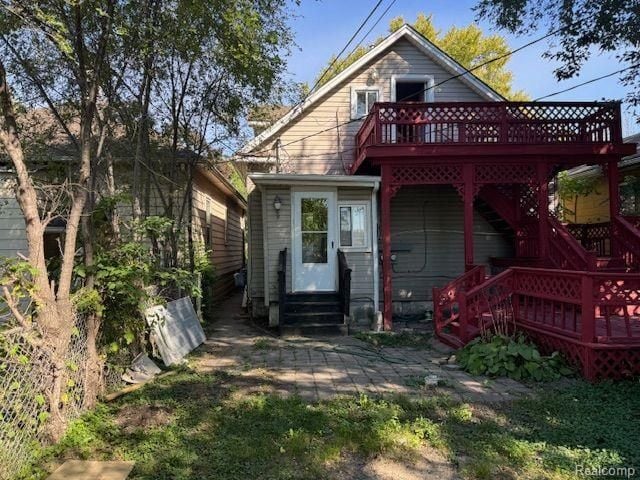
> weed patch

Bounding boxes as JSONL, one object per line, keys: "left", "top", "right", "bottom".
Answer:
{"left": 355, "top": 331, "right": 433, "bottom": 348}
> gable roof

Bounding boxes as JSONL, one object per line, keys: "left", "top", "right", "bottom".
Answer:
{"left": 238, "top": 24, "right": 504, "bottom": 155}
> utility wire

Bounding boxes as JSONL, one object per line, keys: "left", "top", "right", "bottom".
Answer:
{"left": 533, "top": 63, "right": 640, "bottom": 101}
{"left": 239, "top": 13, "right": 615, "bottom": 157}
{"left": 297, "top": 0, "right": 385, "bottom": 107}
{"left": 353, "top": 0, "right": 398, "bottom": 52}
{"left": 396, "top": 15, "right": 591, "bottom": 102}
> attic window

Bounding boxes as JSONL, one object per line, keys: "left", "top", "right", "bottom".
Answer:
{"left": 351, "top": 88, "right": 381, "bottom": 119}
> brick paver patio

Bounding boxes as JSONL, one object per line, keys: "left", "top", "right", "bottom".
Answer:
{"left": 195, "top": 294, "right": 531, "bottom": 403}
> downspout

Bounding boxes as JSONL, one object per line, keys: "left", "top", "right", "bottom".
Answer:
{"left": 371, "top": 180, "right": 380, "bottom": 317}
{"left": 261, "top": 186, "right": 270, "bottom": 307}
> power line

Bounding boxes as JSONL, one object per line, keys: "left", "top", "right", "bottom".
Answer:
{"left": 397, "top": 15, "right": 591, "bottom": 102}
{"left": 299, "top": 0, "right": 385, "bottom": 105}
{"left": 239, "top": 147, "right": 356, "bottom": 161}
{"left": 353, "top": 0, "right": 398, "bottom": 51}
{"left": 533, "top": 64, "right": 640, "bottom": 101}
{"left": 240, "top": 13, "right": 613, "bottom": 157}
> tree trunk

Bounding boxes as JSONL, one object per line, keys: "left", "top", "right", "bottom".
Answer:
{"left": 0, "top": 67, "right": 69, "bottom": 433}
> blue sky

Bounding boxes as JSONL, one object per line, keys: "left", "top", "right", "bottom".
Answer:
{"left": 284, "top": 0, "right": 639, "bottom": 136}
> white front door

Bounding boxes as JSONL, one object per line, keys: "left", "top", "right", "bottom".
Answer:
{"left": 292, "top": 190, "right": 337, "bottom": 292}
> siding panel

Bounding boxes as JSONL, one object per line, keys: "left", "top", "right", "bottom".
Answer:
{"left": 252, "top": 38, "right": 486, "bottom": 174}
{"left": 0, "top": 177, "right": 28, "bottom": 258}
{"left": 390, "top": 185, "right": 512, "bottom": 302}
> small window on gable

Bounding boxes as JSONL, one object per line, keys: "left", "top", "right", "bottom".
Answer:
{"left": 351, "top": 88, "right": 380, "bottom": 119}
{"left": 339, "top": 203, "right": 370, "bottom": 251}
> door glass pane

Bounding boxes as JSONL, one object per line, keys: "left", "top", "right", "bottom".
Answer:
{"left": 301, "top": 198, "right": 327, "bottom": 231}
{"left": 340, "top": 206, "right": 352, "bottom": 246}
{"left": 302, "top": 233, "right": 327, "bottom": 263}
{"left": 351, "top": 205, "right": 367, "bottom": 247}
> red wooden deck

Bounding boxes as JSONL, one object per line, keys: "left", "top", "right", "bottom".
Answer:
{"left": 353, "top": 101, "right": 640, "bottom": 380}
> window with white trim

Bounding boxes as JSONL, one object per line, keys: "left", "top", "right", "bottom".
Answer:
{"left": 338, "top": 202, "right": 370, "bottom": 251}
{"left": 351, "top": 88, "right": 380, "bottom": 119}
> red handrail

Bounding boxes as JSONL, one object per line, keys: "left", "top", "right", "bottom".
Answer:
{"left": 356, "top": 101, "right": 623, "bottom": 152}
{"left": 548, "top": 215, "right": 597, "bottom": 271}
{"left": 432, "top": 265, "right": 485, "bottom": 346}
{"left": 612, "top": 215, "right": 640, "bottom": 271}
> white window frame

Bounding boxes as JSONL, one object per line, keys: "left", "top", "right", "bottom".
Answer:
{"left": 350, "top": 86, "right": 383, "bottom": 120}
{"left": 390, "top": 74, "right": 435, "bottom": 102}
{"left": 337, "top": 201, "right": 371, "bottom": 253}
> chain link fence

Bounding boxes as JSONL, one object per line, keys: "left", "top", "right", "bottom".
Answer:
{"left": 0, "top": 313, "right": 90, "bottom": 480}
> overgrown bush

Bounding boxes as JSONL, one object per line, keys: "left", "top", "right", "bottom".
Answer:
{"left": 456, "top": 335, "right": 572, "bottom": 381}
{"left": 75, "top": 216, "right": 210, "bottom": 358}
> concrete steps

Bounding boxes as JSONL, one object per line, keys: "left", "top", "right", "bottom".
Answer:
{"left": 280, "top": 292, "right": 346, "bottom": 336}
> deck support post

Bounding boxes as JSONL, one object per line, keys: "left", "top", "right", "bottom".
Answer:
{"left": 381, "top": 165, "right": 393, "bottom": 331}
{"left": 608, "top": 159, "right": 620, "bottom": 256}
{"left": 463, "top": 164, "right": 474, "bottom": 270}
{"left": 537, "top": 163, "right": 550, "bottom": 260}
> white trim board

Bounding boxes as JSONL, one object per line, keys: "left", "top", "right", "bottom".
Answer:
{"left": 237, "top": 24, "right": 504, "bottom": 156}
{"left": 391, "top": 74, "right": 435, "bottom": 102}
{"left": 250, "top": 173, "right": 380, "bottom": 188}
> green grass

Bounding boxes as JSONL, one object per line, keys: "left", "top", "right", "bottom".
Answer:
{"left": 253, "top": 337, "right": 275, "bottom": 350}
{"left": 20, "top": 371, "right": 640, "bottom": 480}
{"left": 354, "top": 331, "right": 433, "bottom": 348}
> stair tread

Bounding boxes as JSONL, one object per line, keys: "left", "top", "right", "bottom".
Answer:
{"left": 282, "top": 322, "right": 345, "bottom": 327}
{"left": 286, "top": 301, "right": 341, "bottom": 305}
{"left": 284, "top": 311, "right": 342, "bottom": 316}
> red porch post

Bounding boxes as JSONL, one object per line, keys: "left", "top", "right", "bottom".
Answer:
{"left": 381, "top": 165, "right": 393, "bottom": 331}
{"left": 463, "top": 164, "right": 474, "bottom": 269}
{"left": 608, "top": 159, "right": 620, "bottom": 218}
{"left": 608, "top": 158, "right": 620, "bottom": 256}
{"left": 537, "top": 163, "right": 550, "bottom": 260}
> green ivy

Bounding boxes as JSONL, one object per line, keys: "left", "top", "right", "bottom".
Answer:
{"left": 456, "top": 335, "right": 573, "bottom": 381}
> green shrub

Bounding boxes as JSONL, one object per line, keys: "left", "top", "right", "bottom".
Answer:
{"left": 456, "top": 335, "right": 572, "bottom": 381}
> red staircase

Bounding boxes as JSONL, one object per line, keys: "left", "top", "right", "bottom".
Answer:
{"left": 434, "top": 191, "right": 640, "bottom": 379}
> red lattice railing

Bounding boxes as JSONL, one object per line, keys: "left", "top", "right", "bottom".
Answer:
{"left": 566, "top": 222, "right": 611, "bottom": 256}
{"left": 612, "top": 216, "right": 640, "bottom": 271}
{"left": 548, "top": 216, "right": 597, "bottom": 271}
{"left": 432, "top": 265, "right": 486, "bottom": 347}
{"left": 355, "top": 101, "right": 622, "bottom": 159}
{"left": 436, "top": 266, "right": 640, "bottom": 379}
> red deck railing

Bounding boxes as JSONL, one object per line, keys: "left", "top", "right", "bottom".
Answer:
{"left": 432, "top": 265, "right": 486, "bottom": 346}
{"left": 548, "top": 216, "right": 598, "bottom": 271}
{"left": 565, "top": 216, "right": 640, "bottom": 271}
{"left": 435, "top": 266, "right": 640, "bottom": 379}
{"left": 354, "top": 101, "right": 623, "bottom": 168}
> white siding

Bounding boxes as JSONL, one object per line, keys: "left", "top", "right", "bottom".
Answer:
{"left": 252, "top": 38, "right": 485, "bottom": 174}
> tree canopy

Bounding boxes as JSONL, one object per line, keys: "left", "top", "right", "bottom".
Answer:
{"left": 474, "top": 0, "right": 640, "bottom": 111}
{"left": 315, "top": 13, "right": 528, "bottom": 100}
{"left": 0, "top": 0, "right": 298, "bottom": 440}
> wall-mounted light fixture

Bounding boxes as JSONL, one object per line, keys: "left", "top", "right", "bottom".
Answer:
{"left": 273, "top": 195, "right": 282, "bottom": 218}
{"left": 367, "top": 68, "right": 379, "bottom": 86}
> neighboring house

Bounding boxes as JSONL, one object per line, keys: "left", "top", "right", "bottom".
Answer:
{"left": 558, "top": 133, "right": 640, "bottom": 223}
{"left": 191, "top": 166, "right": 247, "bottom": 303}
{"left": 0, "top": 155, "right": 247, "bottom": 307}
{"left": 238, "top": 24, "right": 640, "bottom": 381}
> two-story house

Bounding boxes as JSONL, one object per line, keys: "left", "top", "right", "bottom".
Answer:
{"left": 238, "top": 24, "right": 640, "bottom": 380}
